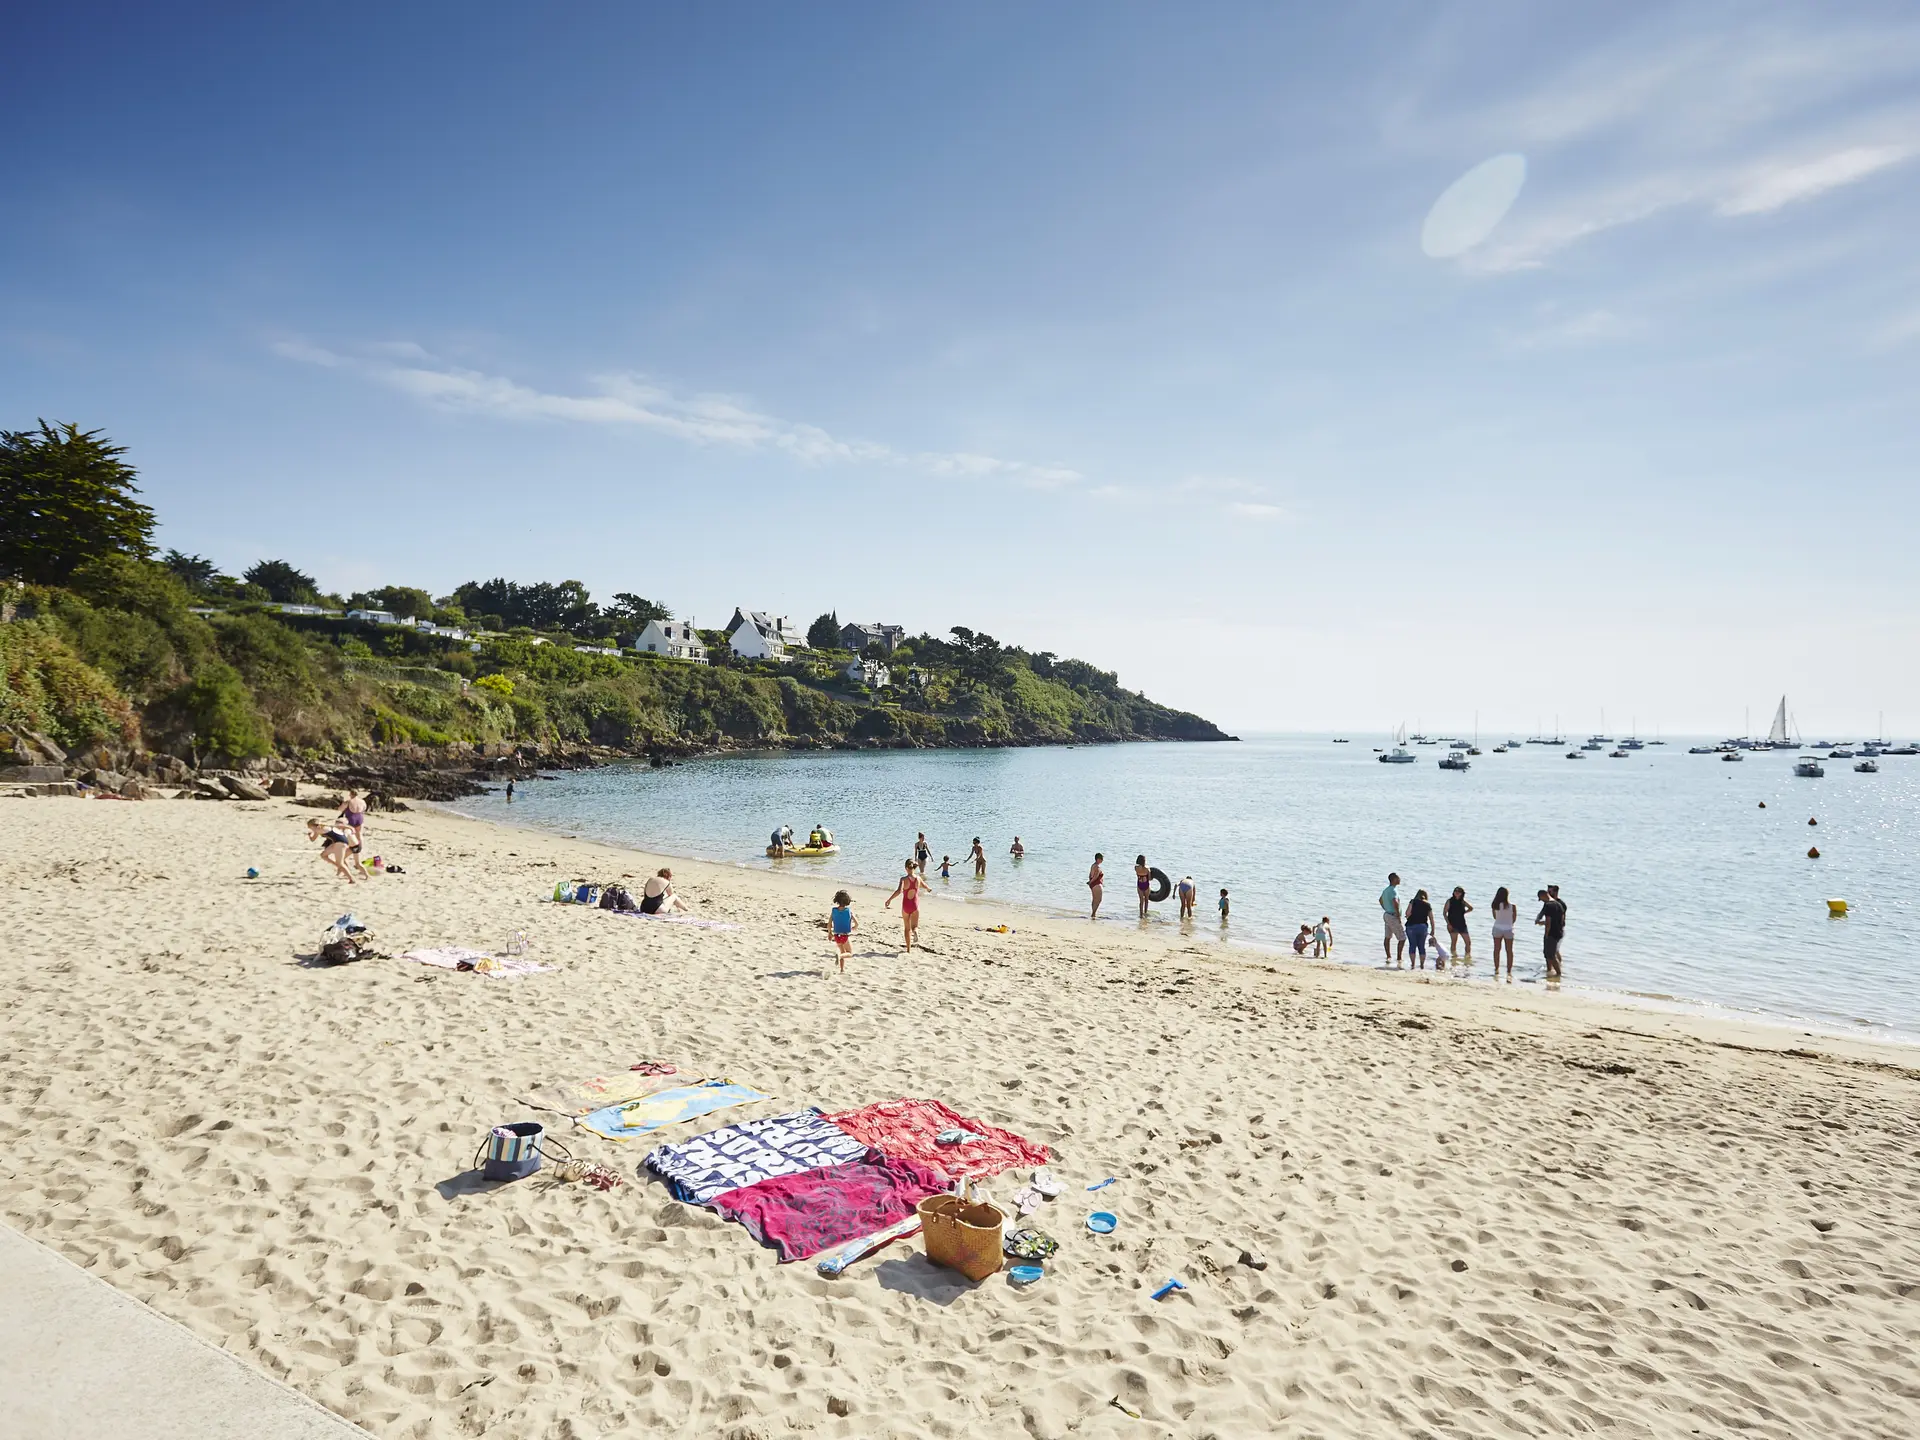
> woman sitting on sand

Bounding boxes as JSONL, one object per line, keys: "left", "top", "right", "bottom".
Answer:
{"left": 640, "top": 868, "right": 689, "bottom": 915}
{"left": 306, "top": 817, "right": 358, "bottom": 883}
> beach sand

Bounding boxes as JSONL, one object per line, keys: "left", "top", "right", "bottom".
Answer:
{"left": 4, "top": 791, "right": 1918, "bottom": 1439}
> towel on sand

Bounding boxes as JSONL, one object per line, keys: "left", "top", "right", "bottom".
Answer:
{"left": 826, "top": 1097, "right": 1050, "bottom": 1180}
{"left": 712, "top": 1152, "right": 949, "bottom": 1262}
{"left": 402, "top": 948, "right": 552, "bottom": 978}
{"left": 576, "top": 1081, "right": 768, "bottom": 1141}
{"left": 518, "top": 1069, "right": 688, "bottom": 1118}
{"left": 644, "top": 1108, "right": 867, "bottom": 1206}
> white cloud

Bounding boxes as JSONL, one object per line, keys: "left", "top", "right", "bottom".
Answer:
{"left": 1228, "top": 501, "right": 1285, "bottom": 521}
{"left": 274, "top": 340, "right": 1082, "bottom": 488}
{"left": 1716, "top": 145, "right": 1913, "bottom": 216}
{"left": 1516, "top": 306, "right": 1643, "bottom": 348}
{"left": 1402, "top": 18, "right": 1920, "bottom": 271}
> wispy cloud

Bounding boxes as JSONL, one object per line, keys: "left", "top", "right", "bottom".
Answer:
{"left": 275, "top": 339, "right": 1083, "bottom": 487}
{"left": 1228, "top": 501, "right": 1285, "bottom": 521}
{"left": 1401, "top": 17, "right": 1920, "bottom": 270}
{"left": 1716, "top": 144, "right": 1913, "bottom": 216}
{"left": 1514, "top": 305, "right": 1643, "bottom": 349}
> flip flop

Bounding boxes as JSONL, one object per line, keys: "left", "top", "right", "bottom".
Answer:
{"left": 1032, "top": 1168, "right": 1062, "bottom": 1199}
{"left": 1087, "top": 1210, "right": 1118, "bottom": 1234}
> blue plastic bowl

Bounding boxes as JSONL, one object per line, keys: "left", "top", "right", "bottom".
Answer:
{"left": 1086, "top": 1210, "right": 1118, "bottom": 1234}
{"left": 1008, "top": 1264, "right": 1044, "bottom": 1286}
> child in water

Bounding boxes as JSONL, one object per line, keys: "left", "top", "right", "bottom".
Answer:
{"left": 1218, "top": 888, "right": 1230, "bottom": 923}
{"left": 829, "top": 890, "right": 857, "bottom": 974}
{"left": 1313, "top": 916, "right": 1332, "bottom": 957}
{"left": 1293, "top": 923, "right": 1312, "bottom": 954}
{"left": 939, "top": 855, "right": 952, "bottom": 879}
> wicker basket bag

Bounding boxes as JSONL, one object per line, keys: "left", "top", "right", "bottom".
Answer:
{"left": 917, "top": 1193, "right": 1005, "bottom": 1281}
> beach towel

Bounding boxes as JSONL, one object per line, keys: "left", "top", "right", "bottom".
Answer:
{"left": 712, "top": 1152, "right": 949, "bottom": 1262}
{"left": 643, "top": 1108, "right": 867, "bottom": 1206}
{"left": 826, "top": 1097, "right": 1050, "bottom": 1181}
{"left": 403, "top": 946, "right": 491, "bottom": 969}
{"left": 576, "top": 1081, "right": 769, "bottom": 1142}
{"left": 518, "top": 1069, "right": 689, "bottom": 1118}
{"left": 401, "top": 948, "right": 552, "bottom": 978}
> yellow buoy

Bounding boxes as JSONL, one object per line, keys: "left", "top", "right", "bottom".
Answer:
{"left": 1827, "top": 899, "right": 1848, "bottom": 916}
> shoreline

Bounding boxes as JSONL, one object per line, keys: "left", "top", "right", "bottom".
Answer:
{"left": 6, "top": 789, "right": 1919, "bottom": 1437}
{"left": 433, "top": 794, "right": 1920, "bottom": 1064}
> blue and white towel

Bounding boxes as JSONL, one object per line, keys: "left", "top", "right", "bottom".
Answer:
{"left": 643, "top": 1107, "right": 867, "bottom": 1206}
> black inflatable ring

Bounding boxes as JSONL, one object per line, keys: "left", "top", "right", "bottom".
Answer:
{"left": 1147, "top": 867, "right": 1172, "bottom": 903}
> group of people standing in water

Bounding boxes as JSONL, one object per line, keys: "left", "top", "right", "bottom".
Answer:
{"left": 1378, "top": 872, "right": 1567, "bottom": 981}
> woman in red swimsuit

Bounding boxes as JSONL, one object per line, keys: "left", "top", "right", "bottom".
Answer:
{"left": 886, "top": 858, "right": 926, "bottom": 951}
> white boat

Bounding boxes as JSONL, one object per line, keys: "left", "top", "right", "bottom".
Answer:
{"left": 1379, "top": 723, "right": 1417, "bottom": 764}
{"left": 1830, "top": 748, "right": 1855, "bottom": 759}
{"left": 1438, "top": 753, "right": 1470, "bottom": 771}
{"left": 1721, "top": 750, "right": 1743, "bottom": 762}
{"left": 1688, "top": 745, "right": 1714, "bottom": 754}
{"left": 1492, "top": 745, "right": 1508, "bottom": 753}
{"left": 1620, "top": 738, "right": 1644, "bottom": 750}
{"left": 1794, "top": 758, "right": 1825, "bottom": 778}
{"left": 1767, "top": 696, "right": 1802, "bottom": 750}
{"left": 1608, "top": 749, "right": 1628, "bottom": 758}
{"left": 1581, "top": 740, "right": 1604, "bottom": 751}
{"left": 1566, "top": 750, "right": 1585, "bottom": 760}
{"left": 1856, "top": 759, "right": 1879, "bottom": 773}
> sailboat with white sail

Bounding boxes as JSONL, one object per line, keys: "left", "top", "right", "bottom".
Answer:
{"left": 1768, "top": 696, "right": 1801, "bottom": 751}
{"left": 1379, "top": 722, "right": 1416, "bottom": 764}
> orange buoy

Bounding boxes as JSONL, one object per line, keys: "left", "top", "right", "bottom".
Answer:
{"left": 1808, "top": 846, "right": 1820, "bottom": 858}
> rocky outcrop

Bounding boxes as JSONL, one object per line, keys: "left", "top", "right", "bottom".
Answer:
{"left": 218, "top": 775, "right": 273, "bottom": 801}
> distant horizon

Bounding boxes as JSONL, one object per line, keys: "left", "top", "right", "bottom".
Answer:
{"left": 7, "top": 3, "right": 1917, "bottom": 736}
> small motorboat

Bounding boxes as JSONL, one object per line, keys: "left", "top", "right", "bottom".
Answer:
{"left": 1581, "top": 740, "right": 1604, "bottom": 751}
{"left": 1688, "top": 746, "right": 1714, "bottom": 754}
{"left": 1890, "top": 746, "right": 1918, "bottom": 756}
{"left": 1620, "top": 738, "right": 1645, "bottom": 750}
{"left": 1608, "top": 749, "right": 1628, "bottom": 758}
{"left": 1332, "top": 738, "right": 1348, "bottom": 743}
{"left": 1379, "top": 747, "right": 1417, "bottom": 764}
{"left": 1829, "top": 748, "right": 1855, "bottom": 759}
{"left": 1855, "top": 759, "right": 1879, "bottom": 773}
{"left": 1794, "top": 758, "right": 1825, "bottom": 778}
{"left": 1566, "top": 750, "right": 1585, "bottom": 760}
{"left": 1466, "top": 746, "right": 1482, "bottom": 755}
{"left": 1721, "top": 750, "right": 1743, "bottom": 762}
{"left": 1449, "top": 740, "right": 1471, "bottom": 750}
{"left": 1438, "top": 753, "right": 1470, "bottom": 771}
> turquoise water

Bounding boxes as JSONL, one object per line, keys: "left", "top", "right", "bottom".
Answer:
{"left": 450, "top": 736, "right": 1920, "bottom": 1041}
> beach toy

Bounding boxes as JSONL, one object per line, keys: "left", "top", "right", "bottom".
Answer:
{"left": 1008, "top": 1264, "right": 1045, "bottom": 1287}
{"left": 1087, "top": 1177, "right": 1117, "bottom": 1192}
{"left": 1087, "top": 1211, "right": 1118, "bottom": 1235}
{"left": 1151, "top": 1278, "right": 1187, "bottom": 1301}
{"left": 480, "top": 1121, "right": 544, "bottom": 1182}
{"left": 1147, "top": 867, "right": 1172, "bottom": 902}
{"left": 1827, "top": 899, "right": 1848, "bottom": 916}
{"left": 245, "top": 867, "right": 259, "bottom": 878}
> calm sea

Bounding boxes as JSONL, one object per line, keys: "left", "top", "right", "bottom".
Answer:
{"left": 448, "top": 735, "right": 1920, "bottom": 1043}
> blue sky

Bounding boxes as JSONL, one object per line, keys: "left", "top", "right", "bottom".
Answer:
{"left": 6, "top": 3, "right": 1918, "bottom": 736}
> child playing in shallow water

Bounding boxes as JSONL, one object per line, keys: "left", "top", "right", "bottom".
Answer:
{"left": 1293, "top": 923, "right": 1312, "bottom": 954}
{"left": 1218, "top": 888, "right": 1230, "bottom": 923}
{"left": 1313, "top": 916, "right": 1332, "bottom": 957}
{"left": 939, "top": 855, "right": 951, "bottom": 879}
{"left": 828, "top": 890, "right": 857, "bottom": 975}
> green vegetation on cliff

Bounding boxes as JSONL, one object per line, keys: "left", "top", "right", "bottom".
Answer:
{"left": 2, "top": 422, "right": 1231, "bottom": 762}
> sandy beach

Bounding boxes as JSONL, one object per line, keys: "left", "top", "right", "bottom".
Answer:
{"left": 4, "top": 790, "right": 1919, "bottom": 1440}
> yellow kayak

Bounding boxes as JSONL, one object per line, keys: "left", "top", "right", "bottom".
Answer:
{"left": 767, "top": 844, "right": 839, "bottom": 858}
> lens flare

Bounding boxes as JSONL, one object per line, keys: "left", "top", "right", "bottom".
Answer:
{"left": 1421, "top": 153, "right": 1527, "bottom": 259}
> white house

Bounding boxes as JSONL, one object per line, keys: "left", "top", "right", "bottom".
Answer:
{"left": 728, "top": 608, "right": 807, "bottom": 660}
{"left": 345, "top": 609, "right": 399, "bottom": 625}
{"left": 632, "top": 618, "right": 708, "bottom": 665}
{"left": 844, "top": 657, "right": 891, "bottom": 688}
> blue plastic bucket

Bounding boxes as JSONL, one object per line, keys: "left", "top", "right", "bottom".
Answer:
{"left": 482, "top": 1122, "right": 544, "bottom": 1181}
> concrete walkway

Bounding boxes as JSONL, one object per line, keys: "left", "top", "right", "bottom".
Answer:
{"left": 0, "top": 1223, "right": 365, "bottom": 1439}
